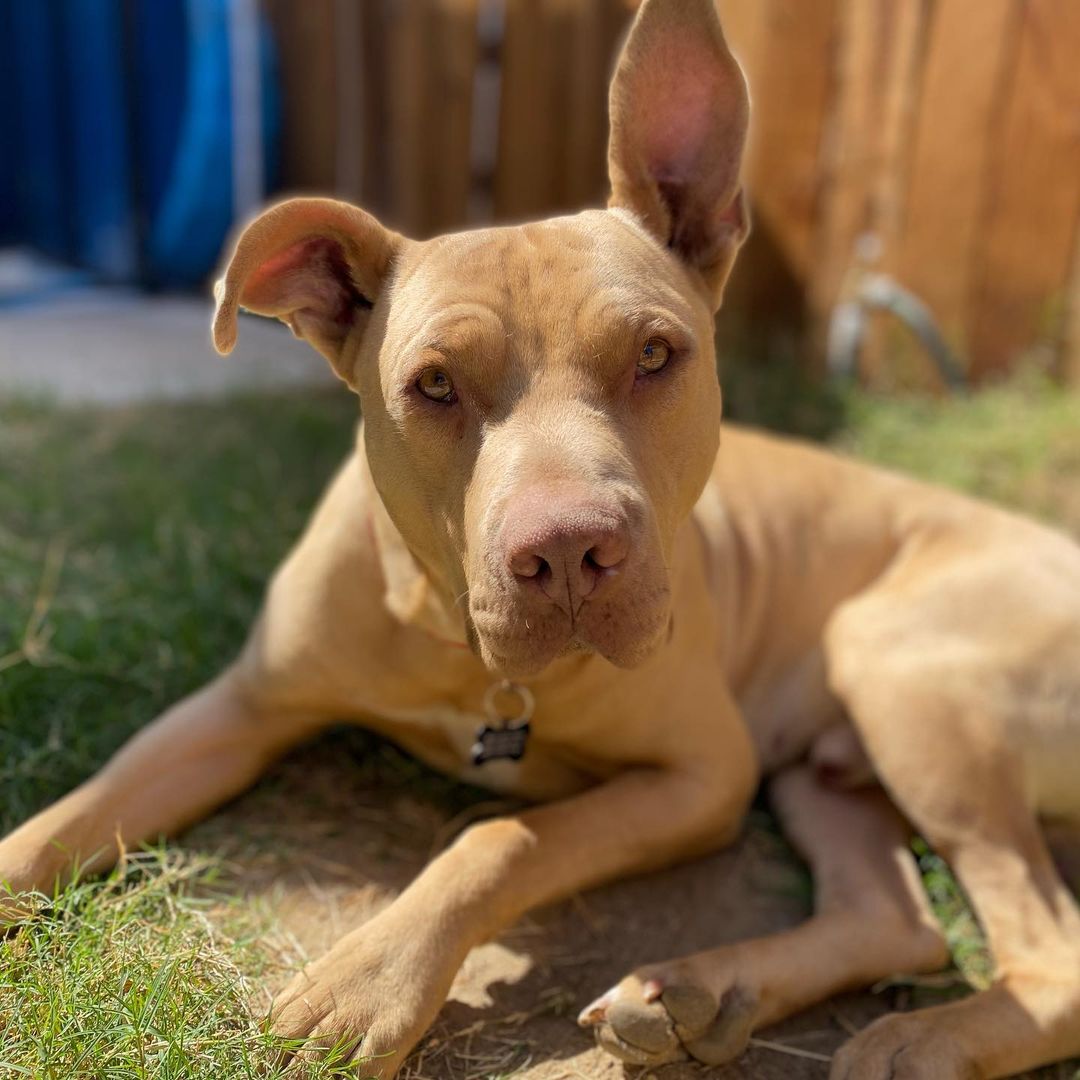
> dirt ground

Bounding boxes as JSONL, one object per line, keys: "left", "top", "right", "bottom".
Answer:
{"left": 185, "top": 727, "right": 1022, "bottom": 1080}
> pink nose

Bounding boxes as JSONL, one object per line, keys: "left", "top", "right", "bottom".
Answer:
{"left": 504, "top": 504, "right": 630, "bottom": 612}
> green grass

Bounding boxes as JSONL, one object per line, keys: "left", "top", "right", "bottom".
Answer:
{"left": 0, "top": 849, "right": 376, "bottom": 1079}
{"left": 836, "top": 373, "right": 1080, "bottom": 530}
{"left": 0, "top": 391, "right": 358, "bottom": 832}
{"left": 2, "top": 370, "right": 1080, "bottom": 1077}
{"left": 0, "top": 846, "right": 380, "bottom": 1075}
{"left": 725, "top": 362, "right": 1080, "bottom": 533}
{"left": 0, "top": 390, "right": 372, "bottom": 1077}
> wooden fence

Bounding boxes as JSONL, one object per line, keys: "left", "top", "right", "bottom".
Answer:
{"left": 264, "top": 0, "right": 1080, "bottom": 386}
{"left": 721, "top": 0, "right": 1080, "bottom": 386}
{"left": 263, "top": 0, "right": 633, "bottom": 236}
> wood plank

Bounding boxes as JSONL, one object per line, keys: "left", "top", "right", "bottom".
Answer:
{"left": 262, "top": 0, "right": 338, "bottom": 192}
{"left": 968, "top": 0, "right": 1080, "bottom": 378}
{"left": 495, "top": 0, "right": 629, "bottom": 222}
{"left": 868, "top": 0, "right": 928, "bottom": 260}
{"left": 807, "top": 0, "right": 888, "bottom": 355}
{"left": 890, "top": 0, "right": 1017, "bottom": 366}
{"left": 379, "top": 0, "right": 477, "bottom": 237}
{"left": 494, "top": 0, "right": 565, "bottom": 222}
{"left": 425, "top": 0, "right": 481, "bottom": 234}
{"left": 330, "top": 0, "right": 365, "bottom": 204}
{"left": 558, "top": 0, "right": 630, "bottom": 210}
{"left": 719, "top": 0, "right": 839, "bottom": 283}
{"left": 1061, "top": 213, "right": 1080, "bottom": 385}
{"left": 386, "top": 0, "right": 430, "bottom": 234}
{"left": 715, "top": 0, "right": 838, "bottom": 341}
{"left": 357, "top": 0, "right": 393, "bottom": 216}
{"left": 859, "top": 0, "right": 933, "bottom": 386}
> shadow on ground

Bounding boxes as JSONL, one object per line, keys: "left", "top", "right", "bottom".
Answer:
{"left": 186, "top": 728, "right": 1004, "bottom": 1080}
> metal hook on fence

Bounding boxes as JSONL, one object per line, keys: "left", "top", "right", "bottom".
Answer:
{"left": 826, "top": 234, "right": 968, "bottom": 392}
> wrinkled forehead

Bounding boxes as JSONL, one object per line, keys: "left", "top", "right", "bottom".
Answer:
{"left": 384, "top": 209, "right": 706, "bottom": 354}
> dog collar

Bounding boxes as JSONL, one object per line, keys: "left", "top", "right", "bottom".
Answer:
{"left": 471, "top": 681, "right": 533, "bottom": 765}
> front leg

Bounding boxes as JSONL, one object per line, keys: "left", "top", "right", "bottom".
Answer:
{"left": 0, "top": 667, "right": 326, "bottom": 917}
{"left": 580, "top": 768, "right": 950, "bottom": 1067}
{"left": 271, "top": 721, "right": 759, "bottom": 1077}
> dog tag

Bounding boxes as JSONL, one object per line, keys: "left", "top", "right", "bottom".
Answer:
{"left": 471, "top": 681, "right": 534, "bottom": 766}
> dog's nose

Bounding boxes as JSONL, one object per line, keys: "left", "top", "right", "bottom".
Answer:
{"left": 504, "top": 507, "right": 630, "bottom": 612}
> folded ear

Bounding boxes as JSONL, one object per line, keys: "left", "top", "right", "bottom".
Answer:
{"left": 607, "top": 0, "right": 750, "bottom": 307}
{"left": 212, "top": 197, "right": 402, "bottom": 384}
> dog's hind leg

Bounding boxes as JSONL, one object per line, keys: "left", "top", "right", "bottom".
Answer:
{"left": 581, "top": 764, "right": 949, "bottom": 1067}
{"left": 825, "top": 589, "right": 1080, "bottom": 1080}
{"left": 826, "top": 776, "right": 1080, "bottom": 1079}
{"left": 0, "top": 666, "right": 327, "bottom": 917}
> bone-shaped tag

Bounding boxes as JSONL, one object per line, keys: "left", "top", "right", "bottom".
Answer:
{"left": 471, "top": 722, "right": 531, "bottom": 765}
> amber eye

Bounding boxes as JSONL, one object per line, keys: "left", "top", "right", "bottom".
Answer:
{"left": 637, "top": 338, "right": 672, "bottom": 376}
{"left": 416, "top": 368, "right": 456, "bottom": 403}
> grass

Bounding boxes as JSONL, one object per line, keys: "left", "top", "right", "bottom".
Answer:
{"left": 0, "top": 849, "right": 375, "bottom": 1079}
{"left": 836, "top": 373, "right": 1080, "bottom": 530}
{"left": 0, "top": 390, "right": 381, "bottom": 1077}
{"left": 2, "top": 368, "right": 1080, "bottom": 1077}
{"left": 725, "top": 362, "right": 1080, "bottom": 534}
{"left": 0, "top": 391, "right": 358, "bottom": 832}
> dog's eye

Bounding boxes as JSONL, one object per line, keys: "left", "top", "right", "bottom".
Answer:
{"left": 416, "top": 368, "right": 456, "bottom": 403}
{"left": 637, "top": 338, "right": 672, "bottom": 376}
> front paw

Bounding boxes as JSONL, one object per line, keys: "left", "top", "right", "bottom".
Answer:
{"left": 579, "top": 957, "right": 758, "bottom": 1067}
{"left": 271, "top": 913, "right": 458, "bottom": 1078}
{"left": 830, "top": 1015, "right": 978, "bottom": 1080}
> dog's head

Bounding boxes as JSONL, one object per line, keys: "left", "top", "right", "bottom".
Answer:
{"left": 213, "top": 0, "right": 749, "bottom": 677}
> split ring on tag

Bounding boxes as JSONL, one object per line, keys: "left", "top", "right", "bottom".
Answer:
{"left": 472, "top": 681, "right": 534, "bottom": 765}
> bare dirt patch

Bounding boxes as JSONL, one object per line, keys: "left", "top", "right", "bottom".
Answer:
{"left": 185, "top": 729, "right": 997, "bottom": 1080}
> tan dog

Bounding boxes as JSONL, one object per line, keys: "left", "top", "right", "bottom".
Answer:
{"left": 3, "top": 1, "right": 1080, "bottom": 1076}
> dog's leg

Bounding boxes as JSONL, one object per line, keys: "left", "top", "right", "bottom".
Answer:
{"left": 828, "top": 793, "right": 1080, "bottom": 1079}
{"left": 0, "top": 667, "right": 324, "bottom": 914}
{"left": 824, "top": 603, "right": 1080, "bottom": 1079}
{"left": 267, "top": 697, "right": 758, "bottom": 1078}
{"left": 580, "top": 765, "right": 949, "bottom": 1066}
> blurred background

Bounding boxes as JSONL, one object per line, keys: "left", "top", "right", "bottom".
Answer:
{"left": 1, "top": 0, "right": 1078, "bottom": 403}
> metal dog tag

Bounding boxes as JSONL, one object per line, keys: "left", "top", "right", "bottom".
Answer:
{"left": 471, "top": 681, "right": 534, "bottom": 766}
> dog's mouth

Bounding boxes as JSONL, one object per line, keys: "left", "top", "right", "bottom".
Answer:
{"left": 467, "top": 581, "right": 672, "bottom": 678}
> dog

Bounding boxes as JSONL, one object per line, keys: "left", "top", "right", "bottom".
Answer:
{"left": 2, "top": 0, "right": 1080, "bottom": 1076}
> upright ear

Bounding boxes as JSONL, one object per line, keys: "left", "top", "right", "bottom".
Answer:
{"left": 212, "top": 197, "right": 402, "bottom": 384}
{"left": 607, "top": 0, "right": 750, "bottom": 306}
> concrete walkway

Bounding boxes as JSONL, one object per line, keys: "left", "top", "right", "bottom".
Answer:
{"left": 0, "top": 252, "right": 336, "bottom": 405}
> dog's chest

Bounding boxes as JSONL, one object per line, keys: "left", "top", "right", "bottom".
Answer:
{"left": 382, "top": 701, "right": 522, "bottom": 787}
{"left": 370, "top": 700, "right": 594, "bottom": 800}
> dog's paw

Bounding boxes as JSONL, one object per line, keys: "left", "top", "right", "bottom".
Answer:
{"left": 271, "top": 911, "right": 457, "bottom": 1079}
{"left": 829, "top": 1015, "right": 978, "bottom": 1080}
{"left": 578, "top": 961, "right": 758, "bottom": 1067}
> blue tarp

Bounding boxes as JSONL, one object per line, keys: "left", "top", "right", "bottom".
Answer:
{"left": 0, "top": 0, "right": 278, "bottom": 288}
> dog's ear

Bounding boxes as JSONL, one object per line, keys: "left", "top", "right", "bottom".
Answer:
{"left": 607, "top": 0, "right": 750, "bottom": 306}
{"left": 212, "top": 197, "right": 402, "bottom": 384}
